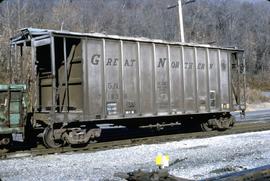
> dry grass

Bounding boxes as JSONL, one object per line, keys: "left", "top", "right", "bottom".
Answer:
{"left": 246, "top": 87, "right": 270, "bottom": 104}
{"left": 247, "top": 73, "right": 270, "bottom": 91}
{"left": 245, "top": 72, "right": 270, "bottom": 104}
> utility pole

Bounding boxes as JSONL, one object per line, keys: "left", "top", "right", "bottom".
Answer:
{"left": 168, "top": 0, "right": 196, "bottom": 43}
{"left": 178, "top": 0, "right": 185, "bottom": 42}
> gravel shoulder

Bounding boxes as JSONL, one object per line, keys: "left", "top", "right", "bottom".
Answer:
{"left": 0, "top": 130, "right": 270, "bottom": 181}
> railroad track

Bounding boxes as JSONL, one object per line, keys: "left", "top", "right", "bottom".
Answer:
{"left": 1, "top": 120, "right": 270, "bottom": 160}
{"left": 207, "top": 164, "right": 270, "bottom": 181}
{"left": 118, "top": 164, "right": 270, "bottom": 181}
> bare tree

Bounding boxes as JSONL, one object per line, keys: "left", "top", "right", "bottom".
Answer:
{"left": 0, "top": 0, "right": 269, "bottom": 83}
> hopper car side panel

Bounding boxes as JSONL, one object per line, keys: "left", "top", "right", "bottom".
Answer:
{"left": 81, "top": 38, "right": 236, "bottom": 120}
{"left": 33, "top": 35, "right": 243, "bottom": 122}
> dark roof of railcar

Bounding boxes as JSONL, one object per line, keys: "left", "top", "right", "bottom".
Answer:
{"left": 10, "top": 28, "right": 244, "bottom": 52}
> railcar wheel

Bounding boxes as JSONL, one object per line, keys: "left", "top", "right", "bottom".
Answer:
{"left": 43, "top": 127, "right": 63, "bottom": 148}
{"left": 200, "top": 121, "right": 213, "bottom": 131}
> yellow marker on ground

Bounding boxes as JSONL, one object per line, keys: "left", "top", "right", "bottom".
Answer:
{"left": 155, "top": 153, "right": 163, "bottom": 166}
{"left": 155, "top": 153, "right": 170, "bottom": 169}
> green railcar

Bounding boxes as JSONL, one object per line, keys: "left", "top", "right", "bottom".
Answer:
{"left": 0, "top": 84, "right": 28, "bottom": 146}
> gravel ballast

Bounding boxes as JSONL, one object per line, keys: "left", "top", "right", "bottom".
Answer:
{"left": 0, "top": 130, "right": 270, "bottom": 180}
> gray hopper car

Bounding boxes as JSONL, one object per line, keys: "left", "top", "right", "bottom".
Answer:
{"left": 10, "top": 28, "right": 246, "bottom": 148}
